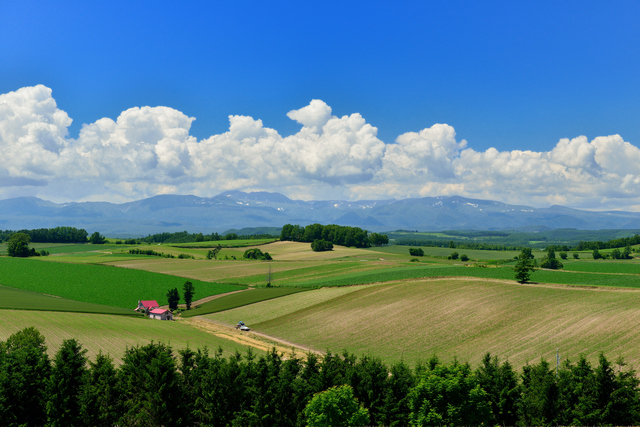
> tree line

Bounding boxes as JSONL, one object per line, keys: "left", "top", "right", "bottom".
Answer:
{"left": 280, "top": 224, "right": 388, "bottom": 248}
{"left": 141, "top": 231, "right": 278, "bottom": 244}
{"left": 395, "top": 238, "right": 519, "bottom": 251}
{"left": 0, "top": 226, "right": 89, "bottom": 243}
{"left": 575, "top": 234, "right": 640, "bottom": 251}
{"left": 2, "top": 327, "right": 639, "bottom": 426}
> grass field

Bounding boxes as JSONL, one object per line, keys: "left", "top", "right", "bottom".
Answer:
{"left": 371, "top": 245, "right": 547, "bottom": 260}
{"left": 562, "top": 260, "right": 640, "bottom": 274}
{"left": 0, "top": 285, "right": 140, "bottom": 315}
{"left": 204, "top": 278, "right": 640, "bottom": 368}
{"left": 0, "top": 242, "right": 123, "bottom": 255}
{"left": 0, "top": 309, "right": 260, "bottom": 364}
{"left": 0, "top": 257, "right": 245, "bottom": 309}
{"left": 181, "top": 287, "right": 309, "bottom": 317}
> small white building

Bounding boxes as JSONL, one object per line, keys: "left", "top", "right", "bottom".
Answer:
{"left": 149, "top": 308, "right": 173, "bottom": 321}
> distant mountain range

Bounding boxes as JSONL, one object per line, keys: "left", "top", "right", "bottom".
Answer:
{"left": 1, "top": 191, "right": 640, "bottom": 236}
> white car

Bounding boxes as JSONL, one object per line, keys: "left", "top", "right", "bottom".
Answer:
{"left": 239, "top": 325, "right": 250, "bottom": 331}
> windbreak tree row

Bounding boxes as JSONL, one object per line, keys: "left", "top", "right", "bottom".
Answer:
{"left": 1, "top": 327, "right": 640, "bottom": 427}
{"left": 0, "top": 226, "right": 89, "bottom": 243}
{"left": 280, "top": 223, "right": 388, "bottom": 248}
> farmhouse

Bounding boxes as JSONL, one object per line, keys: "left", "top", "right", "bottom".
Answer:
{"left": 149, "top": 308, "right": 174, "bottom": 321}
{"left": 135, "top": 300, "right": 159, "bottom": 312}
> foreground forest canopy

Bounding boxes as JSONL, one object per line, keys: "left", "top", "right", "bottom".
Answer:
{"left": 2, "top": 327, "right": 639, "bottom": 427}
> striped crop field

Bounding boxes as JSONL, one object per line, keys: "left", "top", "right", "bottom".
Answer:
{"left": 181, "top": 287, "right": 309, "bottom": 317}
{"left": 286, "top": 264, "right": 640, "bottom": 289}
{"left": 0, "top": 309, "right": 259, "bottom": 364}
{"left": 204, "top": 278, "right": 640, "bottom": 369}
{"left": 0, "top": 257, "right": 245, "bottom": 309}
{"left": 107, "top": 257, "right": 392, "bottom": 285}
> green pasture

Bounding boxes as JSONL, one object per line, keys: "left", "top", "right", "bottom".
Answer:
{"left": 0, "top": 257, "right": 245, "bottom": 309}
{"left": 0, "top": 242, "right": 123, "bottom": 255}
{"left": 0, "top": 285, "right": 139, "bottom": 315}
{"left": 206, "top": 278, "right": 640, "bottom": 368}
{"left": 563, "top": 260, "right": 640, "bottom": 274}
{"left": 370, "top": 245, "right": 537, "bottom": 260}
{"left": 181, "top": 287, "right": 309, "bottom": 317}
{"left": 40, "top": 252, "right": 158, "bottom": 264}
{"left": 0, "top": 309, "right": 260, "bottom": 364}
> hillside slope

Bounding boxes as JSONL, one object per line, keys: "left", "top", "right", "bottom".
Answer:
{"left": 203, "top": 278, "right": 640, "bottom": 368}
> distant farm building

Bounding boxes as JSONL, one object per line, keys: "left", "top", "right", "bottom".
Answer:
{"left": 149, "top": 308, "right": 174, "bottom": 321}
{"left": 135, "top": 300, "right": 159, "bottom": 312}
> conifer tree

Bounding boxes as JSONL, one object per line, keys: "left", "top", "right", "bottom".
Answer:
{"left": 47, "top": 338, "right": 88, "bottom": 426}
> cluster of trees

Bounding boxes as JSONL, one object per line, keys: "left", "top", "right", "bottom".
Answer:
{"left": 0, "top": 226, "right": 89, "bottom": 243}
{"left": 167, "top": 281, "right": 195, "bottom": 311}
{"left": 409, "top": 248, "right": 424, "bottom": 256}
{"left": 447, "top": 251, "right": 469, "bottom": 261}
{"left": 575, "top": 234, "right": 640, "bottom": 251}
{"left": 243, "top": 248, "right": 272, "bottom": 260}
{"left": 593, "top": 246, "right": 634, "bottom": 260}
{"left": 280, "top": 224, "right": 387, "bottom": 248}
{"left": 2, "top": 327, "right": 640, "bottom": 427}
{"left": 311, "top": 239, "right": 333, "bottom": 252}
{"left": 5, "top": 233, "right": 50, "bottom": 257}
{"left": 540, "top": 247, "right": 563, "bottom": 269}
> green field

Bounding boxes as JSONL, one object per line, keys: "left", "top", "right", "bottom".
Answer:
{"left": 6, "top": 239, "right": 640, "bottom": 371}
{"left": 0, "top": 257, "right": 245, "bottom": 309}
{"left": 0, "top": 309, "right": 260, "bottom": 364}
{"left": 0, "top": 242, "right": 123, "bottom": 255}
{"left": 204, "top": 278, "right": 640, "bottom": 368}
{"left": 181, "top": 287, "right": 309, "bottom": 317}
{"left": 0, "top": 285, "right": 139, "bottom": 315}
{"left": 562, "top": 260, "right": 640, "bottom": 274}
{"left": 371, "top": 244, "right": 546, "bottom": 260}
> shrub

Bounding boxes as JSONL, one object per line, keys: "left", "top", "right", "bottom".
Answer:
{"left": 460, "top": 254, "right": 469, "bottom": 261}
{"left": 409, "top": 248, "right": 424, "bottom": 257}
{"left": 243, "top": 248, "right": 272, "bottom": 260}
{"left": 573, "top": 252, "right": 579, "bottom": 259}
{"left": 450, "top": 251, "right": 459, "bottom": 260}
{"left": 311, "top": 239, "right": 334, "bottom": 252}
{"left": 410, "top": 258, "right": 420, "bottom": 262}
{"left": 559, "top": 251, "right": 568, "bottom": 260}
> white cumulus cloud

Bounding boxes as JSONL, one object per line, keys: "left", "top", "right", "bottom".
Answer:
{"left": 1, "top": 84, "right": 640, "bottom": 211}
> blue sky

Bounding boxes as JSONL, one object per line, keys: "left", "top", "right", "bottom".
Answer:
{"left": 1, "top": 1, "right": 639, "bottom": 209}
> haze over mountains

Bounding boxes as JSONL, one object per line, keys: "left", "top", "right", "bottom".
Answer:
{"left": 2, "top": 191, "right": 640, "bottom": 237}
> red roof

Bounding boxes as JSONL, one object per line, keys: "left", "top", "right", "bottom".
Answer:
{"left": 140, "top": 300, "right": 159, "bottom": 309}
{"left": 150, "top": 308, "right": 169, "bottom": 314}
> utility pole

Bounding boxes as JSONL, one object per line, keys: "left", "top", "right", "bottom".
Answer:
{"left": 556, "top": 348, "right": 560, "bottom": 378}
{"left": 267, "top": 265, "right": 272, "bottom": 287}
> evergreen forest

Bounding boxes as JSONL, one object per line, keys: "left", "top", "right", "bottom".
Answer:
{"left": 2, "top": 327, "right": 639, "bottom": 427}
